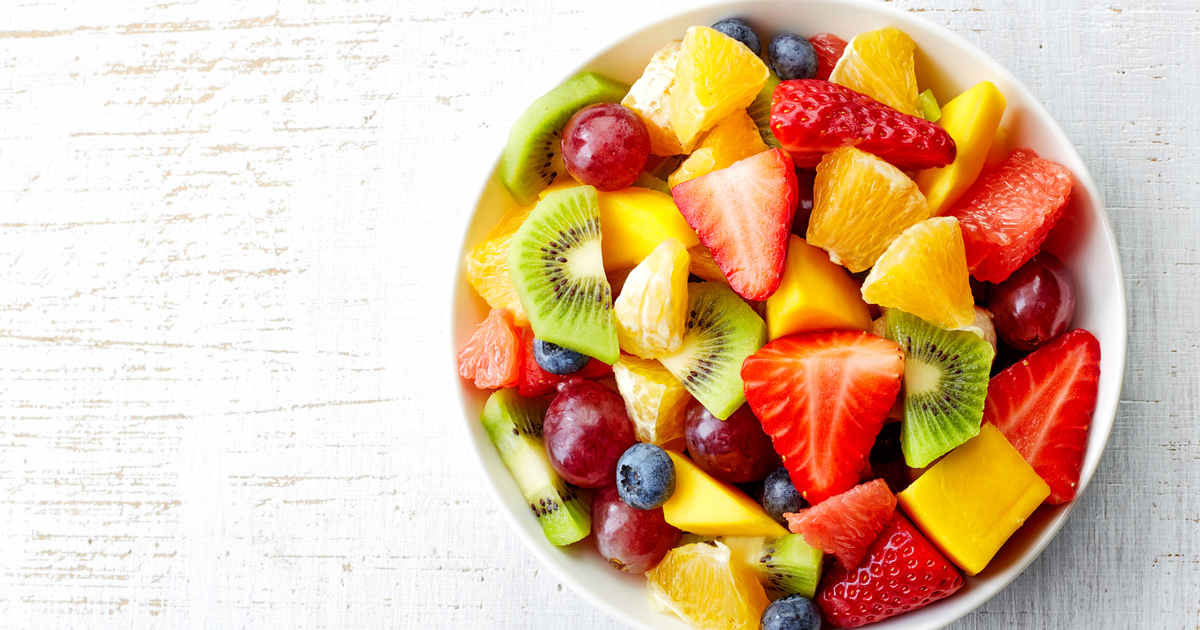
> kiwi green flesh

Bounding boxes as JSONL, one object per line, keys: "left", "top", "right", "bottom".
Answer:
{"left": 631, "top": 171, "right": 671, "bottom": 195}
{"left": 721, "top": 534, "right": 823, "bottom": 600}
{"left": 481, "top": 389, "right": 591, "bottom": 546}
{"left": 508, "top": 186, "right": 618, "bottom": 364}
{"left": 746, "top": 70, "right": 782, "bottom": 149}
{"left": 499, "top": 72, "right": 630, "bottom": 205}
{"left": 884, "top": 308, "right": 996, "bottom": 468}
{"left": 658, "top": 282, "right": 767, "bottom": 420}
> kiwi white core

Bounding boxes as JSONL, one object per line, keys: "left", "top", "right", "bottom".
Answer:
{"left": 568, "top": 238, "right": 605, "bottom": 281}
{"left": 904, "top": 358, "right": 941, "bottom": 397}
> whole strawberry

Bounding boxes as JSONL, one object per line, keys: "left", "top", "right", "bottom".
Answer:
{"left": 816, "top": 513, "right": 963, "bottom": 628}
{"left": 771, "top": 80, "right": 956, "bottom": 170}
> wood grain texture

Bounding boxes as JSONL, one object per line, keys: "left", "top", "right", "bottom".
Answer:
{"left": 0, "top": 0, "right": 1194, "bottom": 628}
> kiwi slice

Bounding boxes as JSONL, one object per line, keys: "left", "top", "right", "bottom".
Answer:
{"left": 746, "top": 70, "right": 782, "bottom": 149}
{"left": 508, "top": 185, "right": 618, "bottom": 364}
{"left": 658, "top": 282, "right": 767, "bottom": 420}
{"left": 883, "top": 308, "right": 996, "bottom": 468}
{"left": 480, "top": 389, "right": 590, "bottom": 546}
{"left": 631, "top": 171, "right": 671, "bottom": 195}
{"left": 499, "top": 72, "right": 629, "bottom": 204}
{"left": 722, "top": 535, "right": 823, "bottom": 600}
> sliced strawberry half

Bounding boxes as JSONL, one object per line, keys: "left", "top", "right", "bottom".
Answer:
{"left": 785, "top": 478, "right": 897, "bottom": 569}
{"left": 809, "top": 34, "right": 848, "bottom": 81}
{"left": 770, "top": 80, "right": 956, "bottom": 170}
{"left": 817, "top": 513, "right": 964, "bottom": 628}
{"left": 983, "top": 328, "right": 1100, "bottom": 504}
{"left": 741, "top": 330, "right": 903, "bottom": 504}
{"left": 671, "top": 148, "right": 798, "bottom": 300}
{"left": 517, "top": 327, "right": 613, "bottom": 397}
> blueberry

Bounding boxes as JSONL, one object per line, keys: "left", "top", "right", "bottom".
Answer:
{"left": 533, "top": 338, "right": 590, "bottom": 375}
{"left": 761, "top": 594, "right": 821, "bottom": 630}
{"left": 762, "top": 467, "right": 805, "bottom": 524}
{"left": 711, "top": 18, "right": 761, "bottom": 56}
{"left": 616, "top": 443, "right": 676, "bottom": 510}
{"left": 769, "top": 33, "right": 818, "bottom": 81}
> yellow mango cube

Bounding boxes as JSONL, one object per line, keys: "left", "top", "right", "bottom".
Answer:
{"left": 916, "top": 82, "right": 1007, "bottom": 215}
{"left": 597, "top": 188, "right": 699, "bottom": 271}
{"left": 766, "top": 236, "right": 872, "bottom": 340}
{"left": 662, "top": 450, "right": 788, "bottom": 537}
{"left": 897, "top": 424, "right": 1050, "bottom": 575}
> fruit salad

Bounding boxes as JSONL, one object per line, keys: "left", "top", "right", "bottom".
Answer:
{"left": 461, "top": 17, "right": 1101, "bottom": 630}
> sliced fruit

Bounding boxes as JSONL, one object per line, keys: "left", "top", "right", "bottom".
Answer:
{"left": 669, "top": 26, "right": 771, "bottom": 146}
{"left": 946, "top": 148, "right": 1074, "bottom": 283}
{"left": 741, "top": 331, "right": 904, "bottom": 504}
{"left": 688, "top": 244, "right": 729, "bottom": 285}
{"left": 500, "top": 72, "right": 629, "bottom": 204}
{"left": 746, "top": 70, "right": 782, "bottom": 148}
{"left": 784, "top": 478, "right": 896, "bottom": 570}
{"left": 809, "top": 33, "right": 848, "bottom": 81}
{"left": 623, "top": 41, "right": 695, "bottom": 156}
{"left": 614, "top": 238, "right": 691, "bottom": 359}
{"left": 480, "top": 389, "right": 590, "bottom": 546}
{"left": 668, "top": 109, "right": 770, "bottom": 188}
{"left": 916, "top": 88, "right": 941, "bottom": 122}
{"left": 897, "top": 424, "right": 1050, "bottom": 575}
{"left": 632, "top": 171, "right": 671, "bottom": 195}
{"left": 613, "top": 355, "right": 691, "bottom": 450}
{"left": 647, "top": 541, "right": 770, "bottom": 630}
{"left": 466, "top": 204, "right": 533, "bottom": 324}
{"left": 770, "top": 80, "right": 956, "bottom": 170}
{"left": 658, "top": 282, "right": 767, "bottom": 420}
{"left": 829, "top": 26, "right": 920, "bottom": 117}
{"left": 983, "top": 328, "right": 1100, "bottom": 504}
{"left": 722, "top": 534, "right": 824, "bottom": 600}
{"left": 984, "top": 125, "right": 1010, "bottom": 170}
{"left": 816, "top": 513, "right": 963, "bottom": 628}
{"left": 661, "top": 450, "right": 788, "bottom": 537}
{"left": 508, "top": 186, "right": 619, "bottom": 363}
{"left": 766, "top": 235, "right": 871, "bottom": 340}
{"left": 598, "top": 187, "right": 700, "bottom": 272}
{"left": 807, "top": 146, "right": 934, "bottom": 273}
{"left": 672, "top": 148, "right": 798, "bottom": 300}
{"left": 457, "top": 308, "right": 523, "bottom": 389}
{"left": 517, "top": 327, "right": 613, "bottom": 397}
{"left": 861, "top": 217, "right": 976, "bottom": 330}
{"left": 916, "top": 81, "right": 1007, "bottom": 215}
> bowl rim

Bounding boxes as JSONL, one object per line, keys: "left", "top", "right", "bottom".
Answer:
{"left": 448, "top": 1, "right": 1128, "bottom": 628}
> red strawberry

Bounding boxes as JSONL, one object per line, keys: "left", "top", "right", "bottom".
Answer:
{"left": 817, "top": 513, "right": 964, "bottom": 628}
{"left": 741, "top": 330, "right": 903, "bottom": 504}
{"left": 671, "top": 148, "right": 798, "bottom": 300}
{"left": 785, "top": 478, "right": 896, "bottom": 569}
{"left": 770, "top": 80, "right": 956, "bottom": 170}
{"left": 809, "top": 34, "right": 848, "bottom": 81}
{"left": 517, "top": 327, "right": 612, "bottom": 397}
{"left": 458, "top": 308, "right": 522, "bottom": 389}
{"left": 983, "top": 328, "right": 1100, "bottom": 504}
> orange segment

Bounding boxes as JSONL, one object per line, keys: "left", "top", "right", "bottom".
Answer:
{"left": 612, "top": 355, "right": 690, "bottom": 450}
{"left": 668, "top": 110, "right": 769, "bottom": 188}
{"left": 614, "top": 238, "right": 691, "bottom": 358}
{"left": 860, "top": 217, "right": 976, "bottom": 329}
{"left": 687, "top": 244, "right": 729, "bottom": 285}
{"left": 646, "top": 541, "right": 770, "bottom": 630}
{"left": 669, "top": 26, "right": 770, "bottom": 147}
{"left": 465, "top": 205, "right": 532, "bottom": 324}
{"left": 623, "top": 41, "right": 694, "bottom": 156}
{"left": 829, "top": 26, "right": 920, "bottom": 116}
{"left": 806, "top": 146, "right": 934, "bottom": 273}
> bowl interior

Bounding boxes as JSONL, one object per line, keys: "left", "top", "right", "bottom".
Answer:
{"left": 451, "top": 1, "right": 1126, "bottom": 629}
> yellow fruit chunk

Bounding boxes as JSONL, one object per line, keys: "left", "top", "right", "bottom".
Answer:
{"left": 668, "top": 110, "right": 769, "bottom": 188}
{"left": 766, "top": 236, "right": 871, "bottom": 340}
{"left": 662, "top": 450, "right": 788, "bottom": 537}
{"left": 623, "top": 41, "right": 696, "bottom": 156}
{"left": 916, "top": 82, "right": 1007, "bottom": 215}
{"left": 984, "top": 125, "right": 1010, "bottom": 170}
{"left": 861, "top": 217, "right": 976, "bottom": 329}
{"left": 897, "top": 424, "right": 1050, "bottom": 575}
{"left": 536, "top": 174, "right": 582, "bottom": 200}
{"left": 807, "top": 146, "right": 934, "bottom": 273}
{"left": 465, "top": 205, "right": 532, "bottom": 324}
{"left": 614, "top": 238, "right": 690, "bottom": 358}
{"left": 829, "top": 26, "right": 920, "bottom": 116}
{"left": 612, "top": 355, "right": 690, "bottom": 450}
{"left": 598, "top": 188, "right": 700, "bottom": 271}
{"left": 688, "top": 244, "right": 728, "bottom": 285}
{"left": 669, "top": 26, "right": 770, "bottom": 147}
{"left": 647, "top": 541, "right": 769, "bottom": 630}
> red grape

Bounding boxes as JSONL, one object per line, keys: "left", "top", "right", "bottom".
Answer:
{"left": 543, "top": 379, "right": 636, "bottom": 488}
{"left": 684, "top": 401, "right": 782, "bottom": 483}
{"left": 561, "top": 103, "right": 650, "bottom": 191}
{"left": 987, "top": 251, "right": 1076, "bottom": 351}
{"left": 593, "top": 484, "right": 681, "bottom": 573}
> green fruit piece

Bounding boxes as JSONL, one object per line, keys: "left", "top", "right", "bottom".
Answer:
{"left": 722, "top": 534, "right": 823, "bottom": 600}
{"left": 918, "top": 88, "right": 942, "bottom": 123}
{"left": 480, "top": 389, "right": 591, "bottom": 546}
{"left": 500, "top": 72, "right": 630, "bottom": 205}
{"left": 884, "top": 308, "right": 995, "bottom": 468}
{"left": 746, "top": 70, "right": 782, "bottom": 149}
{"left": 631, "top": 171, "right": 671, "bottom": 195}
{"left": 508, "top": 185, "right": 618, "bottom": 363}
{"left": 658, "top": 282, "right": 767, "bottom": 420}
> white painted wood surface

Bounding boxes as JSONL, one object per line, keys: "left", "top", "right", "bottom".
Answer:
{"left": 0, "top": 0, "right": 1194, "bottom": 628}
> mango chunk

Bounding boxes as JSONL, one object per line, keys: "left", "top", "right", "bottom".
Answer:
{"left": 897, "top": 424, "right": 1049, "bottom": 575}
{"left": 766, "top": 236, "right": 872, "bottom": 340}
{"left": 662, "top": 450, "right": 788, "bottom": 537}
{"left": 916, "top": 81, "right": 1006, "bottom": 215}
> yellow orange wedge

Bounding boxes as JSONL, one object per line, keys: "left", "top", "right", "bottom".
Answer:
{"left": 623, "top": 41, "right": 694, "bottom": 156}
{"left": 612, "top": 355, "right": 690, "bottom": 450}
{"left": 465, "top": 205, "right": 532, "bottom": 324}
{"left": 669, "top": 26, "right": 770, "bottom": 147}
{"left": 646, "top": 541, "right": 769, "bottom": 630}
{"left": 861, "top": 217, "right": 976, "bottom": 329}
{"left": 614, "top": 238, "right": 690, "bottom": 358}
{"left": 829, "top": 26, "right": 920, "bottom": 117}
{"left": 668, "top": 110, "right": 769, "bottom": 188}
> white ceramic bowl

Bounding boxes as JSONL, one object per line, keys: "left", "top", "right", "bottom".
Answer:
{"left": 451, "top": 1, "right": 1127, "bottom": 628}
